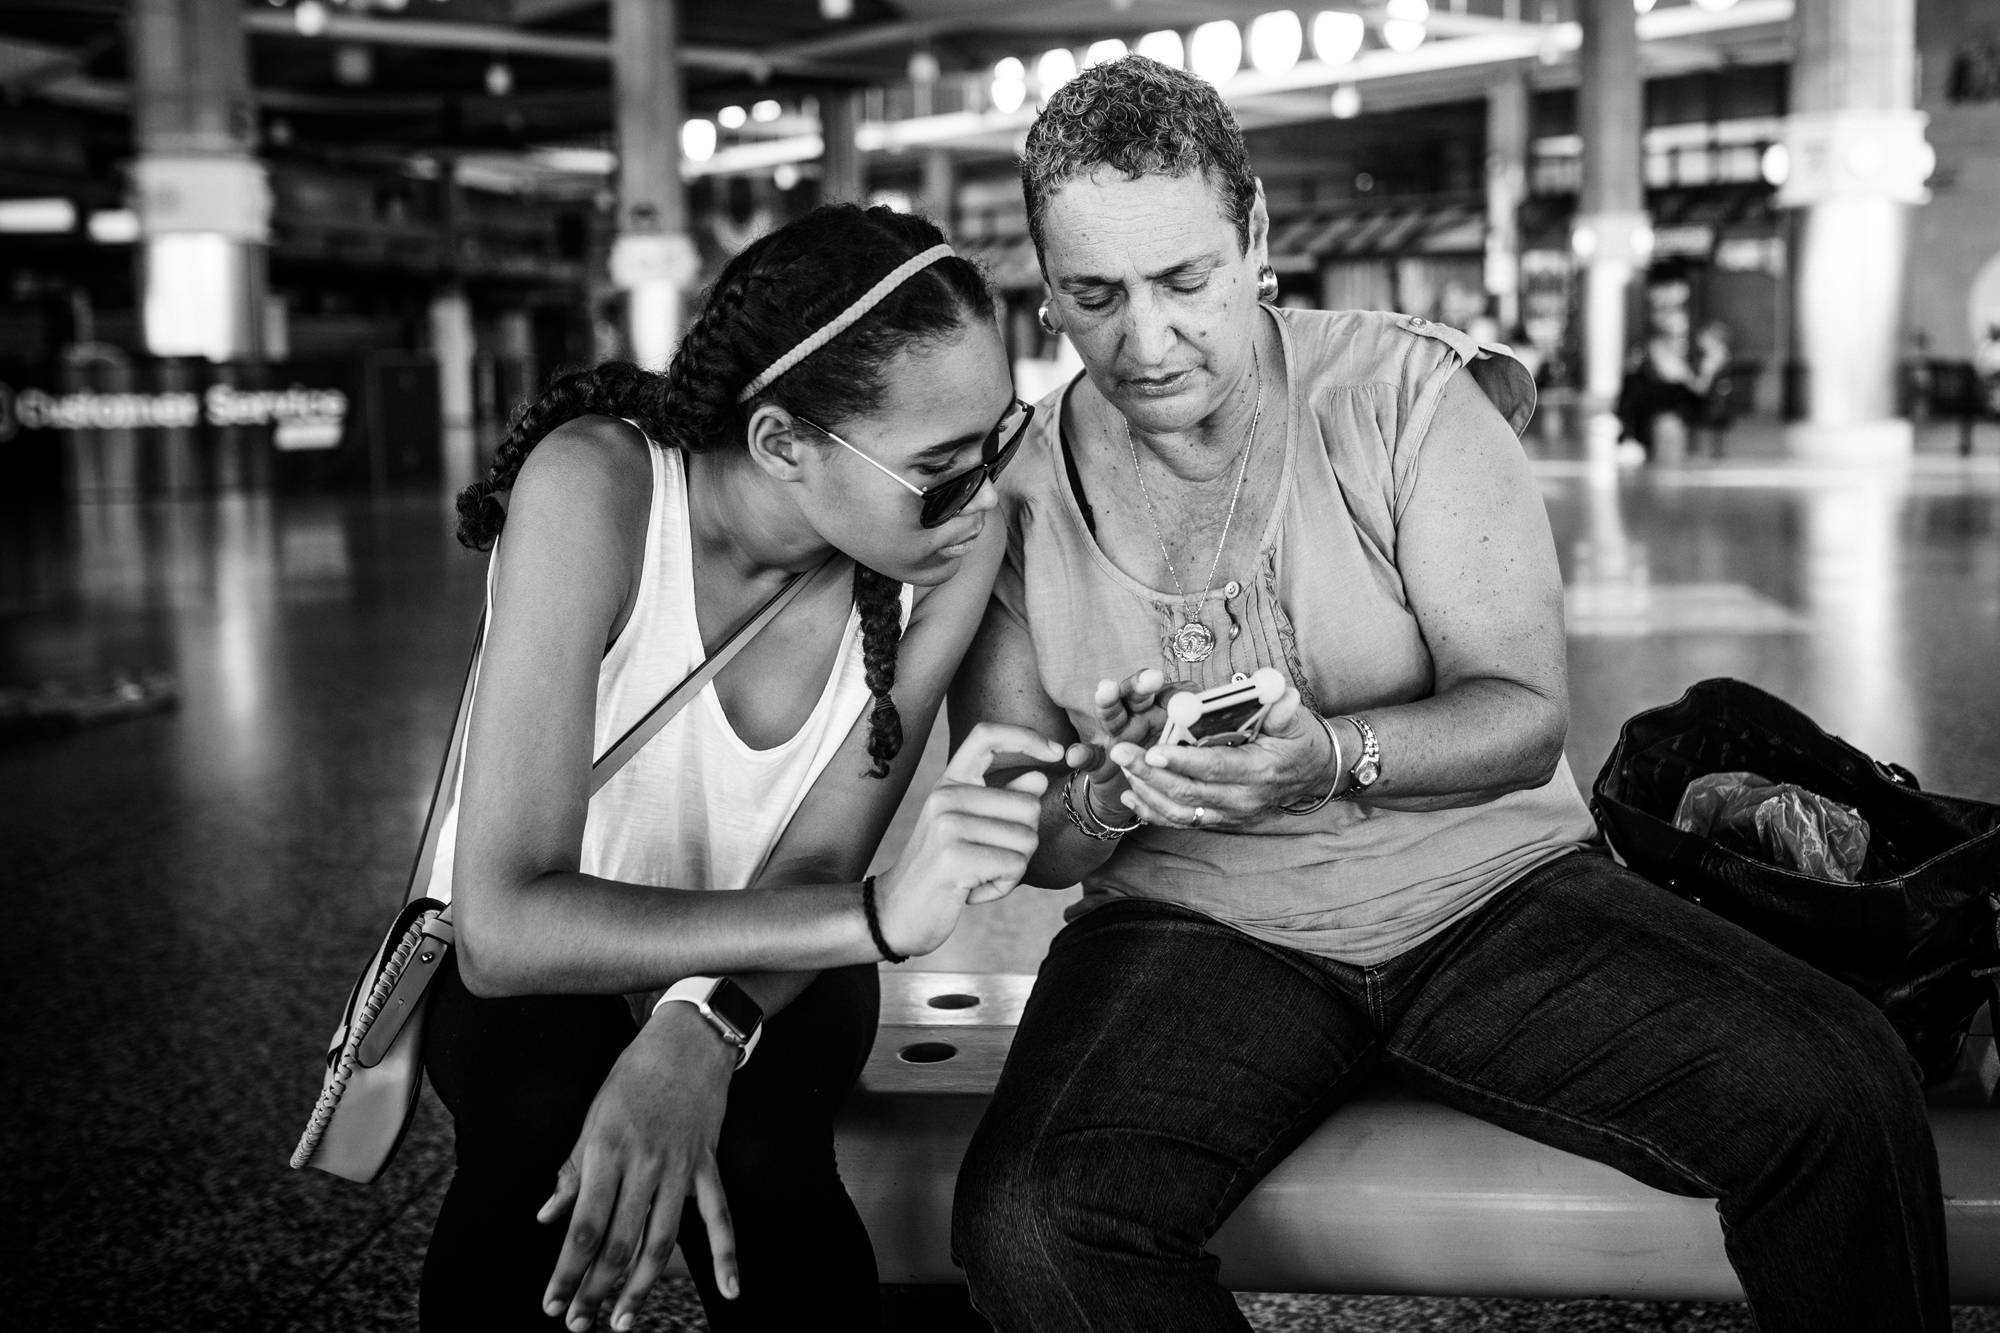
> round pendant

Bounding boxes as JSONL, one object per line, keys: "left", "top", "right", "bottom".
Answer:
{"left": 1170, "top": 620, "right": 1216, "bottom": 664}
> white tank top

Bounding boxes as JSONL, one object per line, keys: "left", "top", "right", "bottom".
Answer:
{"left": 426, "top": 439, "right": 910, "bottom": 902}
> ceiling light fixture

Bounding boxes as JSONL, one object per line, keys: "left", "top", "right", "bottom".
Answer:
{"left": 991, "top": 57, "right": 1028, "bottom": 113}
{"left": 1189, "top": 21, "right": 1242, "bottom": 86}
{"left": 1382, "top": 19, "right": 1426, "bottom": 52}
{"left": 1311, "top": 11, "right": 1365, "bottom": 65}
{"left": 87, "top": 209, "right": 141, "bottom": 244}
{"left": 680, "top": 118, "right": 716, "bottom": 163}
{"left": 0, "top": 198, "right": 77, "bottom": 234}
{"left": 1248, "top": 11, "right": 1303, "bottom": 76}
{"left": 1084, "top": 38, "right": 1128, "bottom": 67}
{"left": 1037, "top": 48, "right": 1078, "bottom": 95}
{"left": 1135, "top": 29, "right": 1185, "bottom": 69}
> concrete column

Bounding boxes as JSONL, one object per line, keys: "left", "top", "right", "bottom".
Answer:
{"left": 1780, "top": 0, "right": 1932, "bottom": 461}
{"left": 920, "top": 149, "right": 955, "bottom": 236}
{"left": 1574, "top": 0, "right": 1650, "bottom": 415}
{"left": 821, "top": 91, "right": 864, "bottom": 206}
{"left": 610, "top": 0, "right": 698, "bottom": 370}
{"left": 1484, "top": 68, "right": 1530, "bottom": 333}
{"left": 130, "top": 0, "right": 269, "bottom": 362}
{"left": 430, "top": 290, "right": 478, "bottom": 498}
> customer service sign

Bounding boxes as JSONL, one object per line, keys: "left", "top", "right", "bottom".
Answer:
{"left": 0, "top": 380, "right": 348, "bottom": 449}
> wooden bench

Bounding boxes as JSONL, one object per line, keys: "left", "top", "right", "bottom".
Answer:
{"left": 817, "top": 971, "right": 2000, "bottom": 1301}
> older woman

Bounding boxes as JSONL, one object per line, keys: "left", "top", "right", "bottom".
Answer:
{"left": 948, "top": 57, "right": 1944, "bottom": 1333}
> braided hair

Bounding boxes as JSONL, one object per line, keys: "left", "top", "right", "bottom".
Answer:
{"left": 456, "top": 205, "right": 988, "bottom": 778}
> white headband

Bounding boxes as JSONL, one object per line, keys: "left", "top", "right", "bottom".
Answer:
{"left": 735, "top": 243, "right": 956, "bottom": 403}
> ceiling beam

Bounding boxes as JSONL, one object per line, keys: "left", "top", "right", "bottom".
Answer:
{"left": 753, "top": 0, "right": 1776, "bottom": 74}
{"left": 755, "top": 0, "right": 1116, "bottom": 65}
{"left": 848, "top": 0, "right": 1795, "bottom": 158}
{"left": 243, "top": 9, "right": 613, "bottom": 61}
{"left": 763, "top": 20, "right": 939, "bottom": 64}
{"left": 509, "top": 0, "right": 604, "bottom": 21}
{"left": 239, "top": 8, "right": 862, "bottom": 79}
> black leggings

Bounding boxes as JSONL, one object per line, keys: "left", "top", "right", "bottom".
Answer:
{"left": 419, "top": 957, "right": 881, "bottom": 1331}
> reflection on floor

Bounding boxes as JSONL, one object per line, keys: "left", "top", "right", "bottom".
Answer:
{"left": 2, "top": 423, "right": 1997, "bottom": 1332}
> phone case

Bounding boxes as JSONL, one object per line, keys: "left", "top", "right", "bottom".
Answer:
{"left": 1160, "top": 668, "right": 1286, "bottom": 748}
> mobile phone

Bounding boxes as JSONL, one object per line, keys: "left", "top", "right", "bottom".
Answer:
{"left": 1160, "top": 668, "right": 1286, "bottom": 748}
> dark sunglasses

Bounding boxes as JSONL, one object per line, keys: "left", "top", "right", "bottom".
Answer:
{"left": 795, "top": 399, "right": 1035, "bottom": 529}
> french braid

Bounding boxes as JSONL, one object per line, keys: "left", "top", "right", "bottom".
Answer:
{"left": 454, "top": 204, "right": 989, "bottom": 776}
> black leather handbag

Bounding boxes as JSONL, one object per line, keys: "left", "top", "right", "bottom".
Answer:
{"left": 1591, "top": 678, "right": 2000, "bottom": 1084}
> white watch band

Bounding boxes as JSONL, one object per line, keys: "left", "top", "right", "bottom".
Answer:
{"left": 654, "top": 976, "right": 763, "bottom": 1069}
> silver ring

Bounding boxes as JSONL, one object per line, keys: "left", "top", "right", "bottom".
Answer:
{"left": 1193, "top": 806, "right": 1206, "bottom": 827}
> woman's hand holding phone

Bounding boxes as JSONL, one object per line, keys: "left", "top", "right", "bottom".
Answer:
{"left": 873, "top": 722, "right": 1064, "bottom": 957}
{"left": 1110, "top": 681, "right": 1340, "bottom": 829}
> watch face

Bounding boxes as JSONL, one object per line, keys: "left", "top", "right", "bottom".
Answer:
{"left": 1355, "top": 758, "right": 1380, "bottom": 786}
{"left": 706, "top": 979, "right": 764, "bottom": 1041}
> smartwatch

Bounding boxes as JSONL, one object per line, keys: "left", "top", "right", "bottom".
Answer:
{"left": 655, "top": 976, "right": 765, "bottom": 1068}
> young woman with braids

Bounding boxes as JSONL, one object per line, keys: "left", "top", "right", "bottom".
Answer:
{"left": 417, "top": 204, "right": 1059, "bottom": 1333}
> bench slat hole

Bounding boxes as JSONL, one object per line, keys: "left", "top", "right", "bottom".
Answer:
{"left": 898, "top": 1041, "right": 959, "bottom": 1064}
{"left": 925, "top": 993, "right": 981, "bottom": 1010}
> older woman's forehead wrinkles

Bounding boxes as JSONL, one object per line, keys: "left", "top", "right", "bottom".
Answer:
{"left": 1047, "top": 213, "right": 1233, "bottom": 286}
{"left": 1042, "top": 173, "right": 1239, "bottom": 276}
{"left": 1056, "top": 253, "right": 1226, "bottom": 293}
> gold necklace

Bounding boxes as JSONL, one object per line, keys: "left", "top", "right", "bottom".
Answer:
{"left": 1123, "top": 352, "right": 1263, "bottom": 665}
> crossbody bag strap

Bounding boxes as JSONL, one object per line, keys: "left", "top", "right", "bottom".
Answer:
{"left": 401, "top": 550, "right": 839, "bottom": 906}
{"left": 588, "top": 557, "right": 835, "bottom": 795}
{"left": 402, "top": 607, "right": 488, "bottom": 907}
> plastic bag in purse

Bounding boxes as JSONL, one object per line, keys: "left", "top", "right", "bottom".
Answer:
{"left": 1592, "top": 678, "right": 2000, "bottom": 1084}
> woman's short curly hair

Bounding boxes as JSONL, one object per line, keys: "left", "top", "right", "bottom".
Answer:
{"left": 1021, "top": 55, "right": 1258, "bottom": 257}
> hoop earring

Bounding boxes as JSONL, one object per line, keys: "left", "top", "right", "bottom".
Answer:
{"left": 1256, "top": 265, "right": 1280, "bottom": 304}
{"left": 1037, "top": 302, "right": 1062, "bottom": 335}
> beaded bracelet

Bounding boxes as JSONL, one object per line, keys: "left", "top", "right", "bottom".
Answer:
{"left": 1062, "top": 770, "right": 1143, "bottom": 841}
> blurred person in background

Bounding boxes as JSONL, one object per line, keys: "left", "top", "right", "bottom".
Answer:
{"left": 1691, "top": 319, "right": 1741, "bottom": 456}
{"left": 1615, "top": 274, "right": 1703, "bottom": 459}
{"left": 948, "top": 56, "right": 1948, "bottom": 1333}
{"left": 422, "top": 204, "right": 1058, "bottom": 1333}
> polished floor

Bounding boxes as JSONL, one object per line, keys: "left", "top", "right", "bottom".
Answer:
{"left": 3, "top": 419, "right": 1998, "bottom": 1332}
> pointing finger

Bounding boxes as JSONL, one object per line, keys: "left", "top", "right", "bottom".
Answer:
{"left": 946, "top": 723, "right": 1064, "bottom": 785}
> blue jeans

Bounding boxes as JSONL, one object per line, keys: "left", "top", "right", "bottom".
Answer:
{"left": 953, "top": 851, "right": 1947, "bottom": 1332}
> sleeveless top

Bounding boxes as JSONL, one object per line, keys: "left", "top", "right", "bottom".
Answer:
{"left": 994, "top": 306, "right": 1600, "bottom": 967}
{"left": 426, "top": 439, "right": 912, "bottom": 903}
